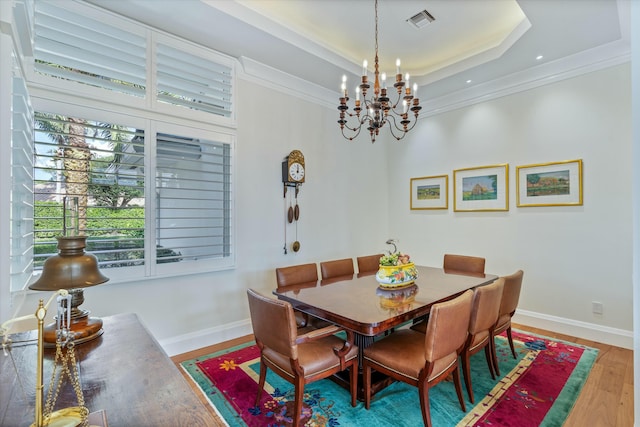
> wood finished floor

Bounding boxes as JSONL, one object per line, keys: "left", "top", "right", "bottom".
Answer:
{"left": 171, "top": 323, "right": 634, "bottom": 427}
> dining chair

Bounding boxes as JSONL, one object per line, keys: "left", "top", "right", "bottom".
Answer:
{"left": 410, "top": 253, "right": 485, "bottom": 333}
{"left": 247, "top": 289, "right": 359, "bottom": 427}
{"left": 320, "top": 258, "right": 355, "bottom": 284}
{"left": 461, "top": 278, "right": 504, "bottom": 404}
{"left": 362, "top": 289, "right": 473, "bottom": 427}
{"left": 443, "top": 253, "right": 486, "bottom": 274}
{"left": 275, "top": 263, "right": 319, "bottom": 328}
{"left": 492, "top": 270, "right": 524, "bottom": 376}
{"left": 356, "top": 254, "right": 383, "bottom": 277}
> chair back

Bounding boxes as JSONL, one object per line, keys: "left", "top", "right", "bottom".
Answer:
{"left": 443, "top": 254, "right": 485, "bottom": 274}
{"left": 320, "top": 258, "right": 354, "bottom": 281}
{"left": 424, "top": 289, "right": 473, "bottom": 363}
{"left": 469, "top": 278, "right": 504, "bottom": 335}
{"left": 275, "top": 263, "right": 318, "bottom": 289}
{"left": 356, "top": 254, "right": 383, "bottom": 277}
{"left": 497, "top": 270, "right": 524, "bottom": 323}
{"left": 247, "top": 289, "right": 298, "bottom": 359}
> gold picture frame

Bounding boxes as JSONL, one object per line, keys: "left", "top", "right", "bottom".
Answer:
{"left": 410, "top": 175, "right": 448, "bottom": 210}
{"left": 453, "top": 164, "right": 509, "bottom": 212}
{"left": 516, "top": 159, "right": 583, "bottom": 207}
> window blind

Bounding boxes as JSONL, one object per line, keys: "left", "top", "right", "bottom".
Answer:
{"left": 34, "top": 0, "right": 146, "bottom": 96}
{"left": 156, "top": 43, "right": 233, "bottom": 117}
{"left": 11, "top": 68, "right": 35, "bottom": 293}
{"left": 155, "top": 133, "right": 232, "bottom": 263}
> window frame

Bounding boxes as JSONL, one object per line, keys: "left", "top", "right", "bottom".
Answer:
{"left": 29, "top": 97, "right": 236, "bottom": 284}
{"left": 18, "top": 0, "right": 238, "bottom": 288}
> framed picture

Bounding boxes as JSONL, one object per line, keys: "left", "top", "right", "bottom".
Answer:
{"left": 410, "top": 175, "right": 448, "bottom": 210}
{"left": 453, "top": 164, "right": 509, "bottom": 212}
{"left": 516, "top": 159, "right": 583, "bottom": 207}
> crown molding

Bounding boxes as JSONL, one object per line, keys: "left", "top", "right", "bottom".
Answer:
{"left": 238, "top": 37, "right": 630, "bottom": 120}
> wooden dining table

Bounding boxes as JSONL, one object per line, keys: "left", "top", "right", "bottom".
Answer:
{"left": 274, "top": 265, "right": 498, "bottom": 396}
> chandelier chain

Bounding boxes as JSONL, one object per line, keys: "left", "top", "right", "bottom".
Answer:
{"left": 374, "top": 0, "right": 378, "bottom": 59}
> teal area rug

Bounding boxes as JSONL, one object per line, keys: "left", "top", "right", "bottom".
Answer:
{"left": 181, "top": 330, "right": 597, "bottom": 426}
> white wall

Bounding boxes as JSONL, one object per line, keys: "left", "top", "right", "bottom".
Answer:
{"left": 387, "top": 64, "right": 632, "bottom": 346}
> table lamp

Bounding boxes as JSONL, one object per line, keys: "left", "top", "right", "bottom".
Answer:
{"left": 29, "top": 197, "right": 109, "bottom": 345}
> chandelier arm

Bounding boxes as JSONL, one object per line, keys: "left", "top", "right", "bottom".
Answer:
{"left": 384, "top": 115, "right": 408, "bottom": 140}
{"left": 340, "top": 123, "right": 364, "bottom": 141}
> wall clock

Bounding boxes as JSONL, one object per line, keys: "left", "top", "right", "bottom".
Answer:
{"left": 282, "top": 149, "right": 305, "bottom": 185}
{"left": 282, "top": 150, "right": 304, "bottom": 254}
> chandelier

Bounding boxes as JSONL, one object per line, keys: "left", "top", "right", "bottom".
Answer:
{"left": 338, "top": 0, "right": 421, "bottom": 143}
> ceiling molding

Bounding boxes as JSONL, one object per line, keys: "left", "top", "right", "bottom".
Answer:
{"left": 240, "top": 38, "right": 630, "bottom": 121}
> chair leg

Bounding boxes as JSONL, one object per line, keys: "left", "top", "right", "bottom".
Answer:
{"left": 484, "top": 344, "right": 495, "bottom": 380}
{"left": 363, "top": 363, "right": 372, "bottom": 410}
{"left": 255, "top": 360, "right": 267, "bottom": 406}
{"left": 418, "top": 381, "right": 433, "bottom": 427}
{"left": 491, "top": 335, "right": 501, "bottom": 377}
{"left": 349, "top": 364, "right": 357, "bottom": 407}
{"left": 292, "top": 378, "right": 304, "bottom": 427}
{"left": 452, "top": 365, "right": 467, "bottom": 412}
{"left": 506, "top": 326, "right": 517, "bottom": 358}
{"left": 461, "top": 352, "right": 474, "bottom": 404}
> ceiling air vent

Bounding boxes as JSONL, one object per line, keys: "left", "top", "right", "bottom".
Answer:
{"left": 407, "top": 10, "right": 435, "bottom": 29}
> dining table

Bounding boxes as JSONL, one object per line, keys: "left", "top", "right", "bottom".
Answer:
{"left": 274, "top": 265, "right": 498, "bottom": 397}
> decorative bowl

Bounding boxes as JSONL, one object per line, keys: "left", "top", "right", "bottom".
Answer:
{"left": 376, "top": 262, "right": 418, "bottom": 288}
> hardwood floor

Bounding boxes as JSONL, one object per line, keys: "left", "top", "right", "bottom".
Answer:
{"left": 171, "top": 323, "right": 634, "bottom": 426}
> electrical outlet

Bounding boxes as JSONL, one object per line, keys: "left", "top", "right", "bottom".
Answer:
{"left": 592, "top": 301, "right": 603, "bottom": 315}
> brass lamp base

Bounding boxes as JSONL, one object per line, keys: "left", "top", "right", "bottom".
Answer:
{"left": 42, "top": 288, "right": 104, "bottom": 347}
{"left": 43, "top": 315, "right": 103, "bottom": 347}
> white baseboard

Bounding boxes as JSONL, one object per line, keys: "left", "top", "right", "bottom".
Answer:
{"left": 513, "top": 309, "right": 633, "bottom": 350}
{"left": 160, "top": 318, "right": 253, "bottom": 357}
{"left": 160, "top": 309, "right": 633, "bottom": 356}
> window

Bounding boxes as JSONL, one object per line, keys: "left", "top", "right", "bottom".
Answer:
{"left": 33, "top": 113, "right": 145, "bottom": 270}
{"left": 32, "top": 112, "right": 234, "bottom": 280}
{"left": 8, "top": 0, "right": 236, "bottom": 291}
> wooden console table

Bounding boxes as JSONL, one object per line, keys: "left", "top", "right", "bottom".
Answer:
{"left": 0, "top": 312, "right": 217, "bottom": 426}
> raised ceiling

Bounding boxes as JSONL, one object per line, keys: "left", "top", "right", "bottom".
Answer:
{"left": 87, "top": 0, "right": 629, "bottom": 102}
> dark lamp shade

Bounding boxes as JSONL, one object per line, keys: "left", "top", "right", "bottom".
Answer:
{"left": 29, "top": 236, "right": 109, "bottom": 291}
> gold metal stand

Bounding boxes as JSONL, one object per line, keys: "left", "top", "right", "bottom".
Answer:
{"left": 1, "top": 291, "right": 89, "bottom": 427}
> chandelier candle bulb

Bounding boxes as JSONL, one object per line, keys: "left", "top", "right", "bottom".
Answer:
{"left": 413, "top": 83, "right": 418, "bottom": 97}
{"left": 396, "top": 58, "right": 401, "bottom": 74}
{"left": 356, "top": 86, "right": 360, "bottom": 101}
{"left": 362, "top": 59, "right": 368, "bottom": 76}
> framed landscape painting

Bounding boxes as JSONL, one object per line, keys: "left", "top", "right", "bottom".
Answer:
{"left": 410, "top": 175, "right": 448, "bottom": 210}
{"left": 516, "top": 159, "right": 583, "bottom": 207}
{"left": 453, "top": 164, "right": 509, "bottom": 212}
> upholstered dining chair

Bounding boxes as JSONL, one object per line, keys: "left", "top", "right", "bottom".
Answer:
{"left": 492, "top": 270, "right": 524, "bottom": 376}
{"left": 410, "top": 253, "right": 486, "bottom": 334}
{"left": 247, "top": 289, "right": 359, "bottom": 427}
{"left": 362, "top": 289, "right": 473, "bottom": 427}
{"left": 275, "top": 263, "right": 319, "bottom": 328}
{"left": 461, "top": 278, "right": 504, "bottom": 404}
{"left": 320, "top": 258, "right": 355, "bottom": 284}
{"left": 356, "top": 254, "right": 383, "bottom": 277}
{"left": 443, "top": 253, "right": 486, "bottom": 275}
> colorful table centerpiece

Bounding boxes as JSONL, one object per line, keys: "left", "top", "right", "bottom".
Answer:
{"left": 376, "top": 251, "right": 418, "bottom": 288}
